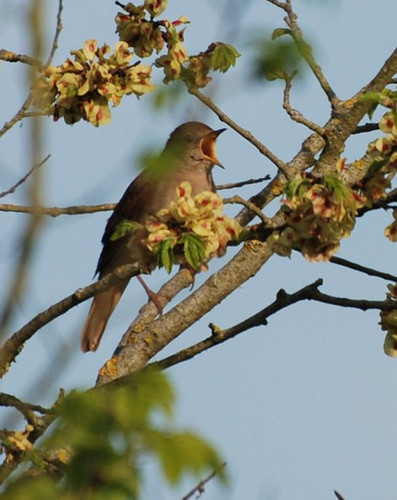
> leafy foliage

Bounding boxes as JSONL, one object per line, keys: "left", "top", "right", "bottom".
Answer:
{"left": 252, "top": 31, "right": 303, "bottom": 81}
{"left": 110, "top": 220, "right": 143, "bottom": 242}
{"left": 1, "top": 370, "right": 225, "bottom": 499}
{"left": 268, "top": 173, "right": 364, "bottom": 261}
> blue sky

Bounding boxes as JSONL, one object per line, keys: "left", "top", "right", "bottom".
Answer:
{"left": 1, "top": 1, "right": 397, "bottom": 499}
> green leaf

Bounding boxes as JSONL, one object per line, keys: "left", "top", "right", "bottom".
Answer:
{"left": 210, "top": 43, "right": 240, "bottom": 73}
{"left": 180, "top": 233, "right": 206, "bottom": 269}
{"left": 253, "top": 38, "right": 302, "bottom": 82}
{"left": 322, "top": 175, "right": 348, "bottom": 199}
{"left": 110, "top": 219, "right": 142, "bottom": 241}
{"left": 284, "top": 175, "right": 311, "bottom": 199}
{"left": 146, "top": 431, "right": 226, "bottom": 485}
{"left": 157, "top": 238, "right": 175, "bottom": 273}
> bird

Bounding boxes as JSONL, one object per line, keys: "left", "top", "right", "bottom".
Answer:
{"left": 80, "top": 121, "right": 226, "bottom": 352}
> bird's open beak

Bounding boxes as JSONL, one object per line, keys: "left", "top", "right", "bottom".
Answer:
{"left": 200, "top": 128, "right": 226, "bottom": 168}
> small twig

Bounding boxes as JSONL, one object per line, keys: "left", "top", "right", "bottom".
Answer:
{"left": 44, "top": 0, "right": 64, "bottom": 67}
{"left": 216, "top": 176, "right": 270, "bottom": 190}
{"left": 283, "top": 74, "right": 326, "bottom": 136}
{"left": 181, "top": 463, "right": 226, "bottom": 500}
{"left": 330, "top": 256, "right": 397, "bottom": 282}
{"left": 224, "top": 195, "right": 271, "bottom": 225}
{"left": 334, "top": 491, "right": 346, "bottom": 500}
{"left": 0, "top": 94, "right": 34, "bottom": 138}
{"left": 188, "top": 86, "right": 290, "bottom": 177}
{"left": 0, "top": 155, "right": 50, "bottom": 199}
{"left": 0, "top": 50, "right": 43, "bottom": 69}
{"left": 352, "top": 122, "right": 379, "bottom": 134}
{"left": 0, "top": 1, "right": 63, "bottom": 139}
{"left": 0, "top": 393, "right": 51, "bottom": 422}
{"left": 0, "top": 203, "right": 116, "bottom": 217}
{"left": 268, "top": 0, "right": 338, "bottom": 106}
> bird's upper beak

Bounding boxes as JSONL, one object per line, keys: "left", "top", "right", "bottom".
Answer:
{"left": 200, "top": 128, "right": 226, "bottom": 168}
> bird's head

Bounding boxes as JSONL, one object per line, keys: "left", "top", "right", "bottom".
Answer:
{"left": 166, "top": 121, "right": 226, "bottom": 168}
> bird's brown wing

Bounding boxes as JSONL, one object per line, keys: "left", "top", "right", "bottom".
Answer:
{"left": 96, "top": 172, "right": 154, "bottom": 276}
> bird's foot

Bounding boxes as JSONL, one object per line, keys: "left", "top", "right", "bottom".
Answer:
{"left": 136, "top": 275, "right": 163, "bottom": 315}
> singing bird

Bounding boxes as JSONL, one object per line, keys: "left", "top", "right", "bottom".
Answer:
{"left": 80, "top": 121, "right": 226, "bottom": 352}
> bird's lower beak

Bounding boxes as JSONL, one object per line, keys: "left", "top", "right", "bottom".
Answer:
{"left": 200, "top": 128, "right": 226, "bottom": 168}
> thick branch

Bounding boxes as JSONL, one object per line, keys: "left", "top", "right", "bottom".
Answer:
{"left": 97, "top": 241, "right": 274, "bottom": 384}
{"left": 314, "top": 47, "right": 397, "bottom": 176}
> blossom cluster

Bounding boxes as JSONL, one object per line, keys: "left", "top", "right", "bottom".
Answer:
{"left": 115, "top": 1, "right": 239, "bottom": 87}
{"left": 143, "top": 182, "right": 241, "bottom": 272}
{"left": 361, "top": 111, "right": 397, "bottom": 204}
{"left": 268, "top": 174, "right": 364, "bottom": 262}
{"left": 33, "top": 40, "right": 154, "bottom": 126}
{"left": 380, "top": 284, "right": 397, "bottom": 357}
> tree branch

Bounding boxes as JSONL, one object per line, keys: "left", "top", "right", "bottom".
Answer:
{"left": 216, "top": 176, "right": 270, "bottom": 190}
{"left": 153, "top": 278, "right": 397, "bottom": 370}
{"left": 224, "top": 195, "right": 271, "bottom": 225}
{"left": 268, "top": 0, "right": 338, "bottom": 105}
{"left": 282, "top": 73, "right": 326, "bottom": 136}
{"left": 0, "top": 155, "right": 50, "bottom": 199}
{"left": 0, "top": 264, "right": 141, "bottom": 378}
{"left": 188, "top": 86, "right": 290, "bottom": 176}
{"left": 0, "top": 50, "right": 43, "bottom": 69}
{"left": 97, "top": 241, "right": 274, "bottom": 384}
{"left": 44, "top": 0, "right": 64, "bottom": 67}
{"left": 181, "top": 463, "right": 226, "bottom": 500}
{"left": 0, "top": 393, "right": 51, "bottom": 422}
{"left": 0, "top": 202, "right": 116, "bottom": 216}
{"left": 330, "top": 256, "right": 397, "bottom": 283}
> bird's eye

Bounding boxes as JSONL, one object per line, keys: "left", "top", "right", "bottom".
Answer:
{"left": 185, "top": 134, "right": 194, "bottom": 143}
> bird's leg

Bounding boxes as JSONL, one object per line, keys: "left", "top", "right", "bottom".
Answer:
{"left": 136, "top": 275, "right": 163, "bottom": 315}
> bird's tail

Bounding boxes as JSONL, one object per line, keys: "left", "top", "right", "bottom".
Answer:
{"left": 80, "top": 280, "right": 128, "bottom": 352}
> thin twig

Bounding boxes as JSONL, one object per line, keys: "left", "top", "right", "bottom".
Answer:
{"left": 181, "top": 463, "right": 226, "bottom": 500}
{"left": 0, "top": 155, "right": 50, "bottom": 199}
{"left": 330, "top": 256, "right": 397, "bottom": 282}
{"left": 352, "top": 122, "right": 379, "bottom": 134}
{"left": 188, "top": 86, "right": 290, "bottom": 177}
{"left": 44, "top": 0, "right": 64, "bottom": 67}
{"left": 0, "top": 393, "right": 51, "bottom": 421}
{"left": 267, "top": 0, "right": 338, "bottom": 106}
{"left": 224, "top": 195, "right": 271, "bottom": 225}
{"left": 283, "top": 73, "right": 326, "bottom": 136}
{"left": 0, "top": 50, "right": 43, "bottom": 69}
{"left": 216, "top": 176, "right": 270, "bottom": 190}
{"left": 0, "top": 94, "right": 34, "bottom": 138}
{"left": 0, "top": 0, "right": 63, "bottom": 139}
{"left": 0, "top": 203, "right": 116, "bottom": 216}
